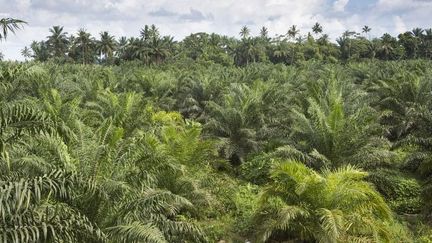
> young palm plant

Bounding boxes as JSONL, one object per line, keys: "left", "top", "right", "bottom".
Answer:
{"left": 254, "top": 160, "right": 409, "bottom": 242}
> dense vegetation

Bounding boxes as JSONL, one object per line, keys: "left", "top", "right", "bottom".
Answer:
{"left": 6, "top": 23, "right": 432, "bottom": 65}
{"left": 1, "top": 18, "right": 432, "bottom": 242}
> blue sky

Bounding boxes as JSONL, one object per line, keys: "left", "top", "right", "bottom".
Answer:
{"left": 1, "top": 0, "right": 432, "bottom": 60}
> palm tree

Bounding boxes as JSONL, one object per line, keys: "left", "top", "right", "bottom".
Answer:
{"left": 259, "top": 26, "right": 269, "bottom": 40}
{"left": 204, "top": 82, "right": 278, "bottom": 165}
{"left": 287, "top": 25, "right": 299, "bottom": 40}
{"left": 378, "top": 33, "right": 396, "bottom": 60}
{"left": 255, "top": 160, "right": 408, "bottom": 242}
{"left": 30, "top": 41, "right": 50, "bottom": 61}
{"left": 380, "top": 42, "right": 394, "bottom": 60}
{"left": 148, "top": 36, "right": 171, "bottom": 64}
{"left": 234, "top": 37, "right": 266, "bottom": 65}
{"left": 411, "top": 27, "right": 424, "bottom": 38}
{"left": 128, "top": 37, "right": 149, "bottom": 62}
{"left": 317, "top": 34, "right": 330, "bottom": 45}
{"left": 312, "top": 22, "right": 323, "bottom": 36}
{"left": 337, "top": 31, "right": 356, "bottom": 60}
{"left": 423, "top": 28, "right": 432, "bottom": 58}
{"left": 409, "top": 28, "right": 424, "bottom": 58}
{"left": 289, "top": 76, "right": 392, "bottom": 168}
{"left": 47, "top": 25, "right": 69, "bottom": 57}
{"left": 272, "top": 41, "right": 290, "bottom": 63}
{"left": 368, "top": 64, "right": 432, "bottom": 140}
{"left": 362, "top": 25, "right": 371, "bottom": 37}
{"left": 74, "top": 29, "right": 95, "bottom": 64}
{"left": 116, "top": 36, "right": 130, "bottom": 59}
{"left": 20, "top": 46, "right": 32, "bottom": 60}
{"left": 96, "top": 31, "right": 117, "bottom": 61}
{"left": 240, "top": 25, "right": 250, "bottom": 39}
{"left": 149, "top": 24, "right": 160, "bottom": 39}
{"left": 0, "top": 18, "right": 27, "bottom": 41}
{"left": 140, "top": 25, "right": 151, "bottom": 41}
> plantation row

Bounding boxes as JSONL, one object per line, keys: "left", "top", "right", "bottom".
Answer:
{"left": 1, "top": 60, "right": 432, "bottom": 242}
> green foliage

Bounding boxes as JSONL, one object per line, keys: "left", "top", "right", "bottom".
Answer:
{"left": 255, "top": 160, "right": 409, "bottom": 242}
{"left": 17, "top": 23, "right": 432, "bottom": 66}
{"left": 0, "top": 171, "right": 104, "bottom": 243}
{"left": 1, "top": 59, "right": 432, "bottom": 242}
{"left": 369, "top": 169, "right": 422, "bottom": 214}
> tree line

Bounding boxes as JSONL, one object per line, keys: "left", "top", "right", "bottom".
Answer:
{"left": 7, "top": 22, "right": 430, "bottom": 65}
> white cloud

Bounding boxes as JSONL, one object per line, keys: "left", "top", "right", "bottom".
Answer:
{"left": 375, "top": 0, "right": 432, "bottom": 12}
{"left": 333, "top": 0, "right": 350, "bottom": 12}
{"left": 394, "top": 16, "right": 407, "bottom": 33}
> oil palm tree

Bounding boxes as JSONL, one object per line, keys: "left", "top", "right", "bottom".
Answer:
{"left": 289, "top": 75, "right": 392, "bottom": 168}
{"left": 204, "top": 82, "right": 275, "bottom": 165}
{"left": 255, "top": 160, "right": 408, "bottom": 242}
{"left": 368, "top": 67, "right": 432, "bottom": 140}
{"left": 411, "top": 27, "right": 424, "bottom": 38}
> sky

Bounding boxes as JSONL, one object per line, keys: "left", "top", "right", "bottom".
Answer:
{"left": 1, "top": 0, "right": 432, "bottom": 60}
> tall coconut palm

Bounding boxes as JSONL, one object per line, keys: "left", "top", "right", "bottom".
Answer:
{"left": 362, "top": 25, "right": 372, "bottom": 39}
{"left": 377, "top": 33, "right": 398, "bottom": 60}
{"left": 287, "top": 25, "right": 299, "bottom": 40}
{"left": 128, "top": 37, "right": 149, "bottom": 62}
{"left": 259, "top": 26, "right": 269, "bottom": 40}
{"left": 423, "top": 28, "right": 432, "bottom": 58}
{"left": 116, "top": 36, "right": 128, "bottom": 58}
{"left": 96, "top": 31, "right": 117, "bottom": 60}
{"left": 74, "top": 29, "right": 95, "bottom": 64}
{"left": 20, "top": 46, "right": 32, "bottom": 60}
{"left": 312, "top": 22, "right": 323, "bottom": 36}
{"left": 148, "top": 36, "right": 171, "bottom": 65}
{"left": 0, "top": 18, "right": 27, "bottom": 41}
{"left": 272, "top": 41, "right": 291, "bottom": 63}
{"left": 240, "top": 25, "right": 250, "bottom": 39}
{"left": 235, "top": 37, "right": 266, "bottom": 65}
{"left": 30, "top": 41, "right": 50, "bottom": 61}
{"left": 47, "top": 25, "right": 69, "bottom": 57}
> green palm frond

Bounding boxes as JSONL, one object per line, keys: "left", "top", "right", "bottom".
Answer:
{"left": 256, "top": 160, "right": 403, "bottom": 242}
{"left": 0, "top": 170, "right": 105, "bottom": 243}
{"left": 106, "top": 221, "right": 167, "bottom": 243}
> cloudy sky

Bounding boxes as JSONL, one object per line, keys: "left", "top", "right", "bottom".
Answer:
{"left": 1, "top": 0, "right": 432, "bottom": 60}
